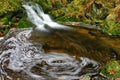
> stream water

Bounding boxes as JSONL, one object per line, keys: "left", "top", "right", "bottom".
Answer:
{"left": 0, "top": 2, "right": 120, "bottom": 80}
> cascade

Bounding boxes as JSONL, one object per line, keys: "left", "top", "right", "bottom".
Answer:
{"left": 22, "top": 2, "right": 71, "bottom": 32}
{"left": 1, "top": 2, "right": 117, "bottom": 80}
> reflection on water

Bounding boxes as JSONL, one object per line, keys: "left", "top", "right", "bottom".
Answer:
{"left": 0, "top": 28, "right": 100, "bottom": 80}
{"left": 30, "top": 27, "right": 118, "bottom": 63}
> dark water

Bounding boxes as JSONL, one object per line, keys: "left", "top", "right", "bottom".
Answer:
{"left": 0, "top": 26, "right": 120, "bottom": 80}
{"left": 30, "top": 26, "right": 120, "bottom": 63}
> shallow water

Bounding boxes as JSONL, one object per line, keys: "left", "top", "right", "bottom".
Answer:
{"left": 0, "top": 26, "right": 120, "bottom": 80}
{"left": 30, "top": 27, "right": 120, "bottom": 63}
{"left": 0, "top": 2, "right": 120, "bottom": 80}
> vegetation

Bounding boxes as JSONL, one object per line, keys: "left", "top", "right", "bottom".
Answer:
{"left": 0, "top": 0, "right": 120, "bottom": 79}
{"left": 16, "top": 17, "right": 34, "bottom": 28}
{"left": 0, "top": 0, "right": 21, "bottom": 14}
{"left": 49, "top": 0, "right": 120, "bottom": 36}
{"left": 100, "top": 60, "right": 120, "bottom": 79}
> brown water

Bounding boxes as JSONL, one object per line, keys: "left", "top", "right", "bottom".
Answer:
{"left": 30, "top": 26, "right": 120, "bottom": 63}
{"left": 0, "top": 26, "right": 120, "bottom": 80}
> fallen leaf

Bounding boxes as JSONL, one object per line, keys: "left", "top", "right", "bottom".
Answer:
{"left": 109, "top": 70, "right": 115, "bottom": 75}
{"left": 10, "top": 28, "right": 16, "bottom": 31}
{"left": 115, "top": 78, "right": 120, "bottom": 80}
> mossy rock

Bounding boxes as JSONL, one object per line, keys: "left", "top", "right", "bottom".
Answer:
{"left": 102, "top": 4, "right": 120, "bottom": 36}
{"left": 0, "top": 0, "right": 22, "bottom": 14}
{"left": 100, "top": 60, "right": 120, "bottom": 79}
{"left": 102, "top": 21, "right": 120, "bottom": 36}
{"left": 16, "top": 17, "right": 34, "bottom": 28}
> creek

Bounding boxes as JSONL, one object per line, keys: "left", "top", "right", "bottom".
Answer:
{"left": 0, "top": 2, "right": 120, "bottom": 80}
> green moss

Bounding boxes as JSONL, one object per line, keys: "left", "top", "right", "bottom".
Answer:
{"left": 49, "top": 0, "right": 108, "bottom": 23}
{"left": 49, "top": 0, "right": 84, "bottom": 22}
{"left": 1, "top": 17, "right": 8, "bottom": 25}
{"left": 0, "top": 0, "right": 22, "bottom": 14}
{"left": 16, "top": 17, "right": 34, "bottom": 28}
{"left": 102, "top": 21, "right": 120, "bottom": 35}
{"left": 48, "top": 0, "right": 120, "bottom": 36}
{"left": 100, "top": 61, "right": 120, "bottom": 79}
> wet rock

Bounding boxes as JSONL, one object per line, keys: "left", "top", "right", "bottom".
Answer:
{"left": 79, "top": 75, "right": 90, "bottom": 80}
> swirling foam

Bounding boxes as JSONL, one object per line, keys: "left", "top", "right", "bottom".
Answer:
{"left": 0, "top": 29, "right": 100, "bottom": 80}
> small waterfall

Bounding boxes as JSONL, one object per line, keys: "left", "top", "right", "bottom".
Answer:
{"left": 0, "top": 2, "right": 101, "bottom": 80}
{"left": 23, "top": 2, "right": 71, "bottom": 32}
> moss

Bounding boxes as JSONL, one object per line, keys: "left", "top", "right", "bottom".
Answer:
{"left": 100, "top": 60, "right": 120, "bottom": 79}
{"left": 102, "top": 4, "right": 120, "bottom": 36}
{"left": 102, "top": 21, "right": 120, "bottom": 35}
{"left": 0, "top": 0, "right": 22, "bottom": 14}
{"left": 16, "top": 17, "right": 34, "bottom": 28}
{"left": 48, "top": 0, "right": 120, "bottom": 36}
{"left": 49, "top": 0, "right": 108, "bottom": 23}
{"left": 49, "top": 0, "right": 85, "bottom": 22}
